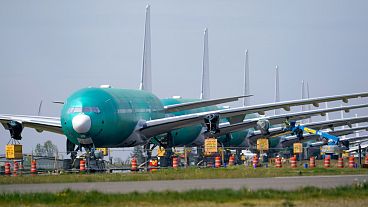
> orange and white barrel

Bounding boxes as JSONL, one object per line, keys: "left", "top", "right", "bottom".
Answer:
{"left": 215, "top": 156, "right": 221, "bottom": 168}
{"left": 13, "top": 161, "right": 19, "bottom": 176}
{"left": 337, "top": 157, "right": 344, "bottom": 168}
{"left": 324, "top": 156, "right": 330, "bottom": 168}
{"left": 131, "top": 157, "right": 137, "bottom": 171}
{"left": 252, "top": 155, "right": 259, "bottom": 168}
{"left": 290, "top": 156, "right": 297, "bottom": 168}
{"left": 309, "top": 156, "right": 316, "bottom": 168}
{"left": 18, "top": 162, "right": 23, "bottom": 175}
{"left": 275, "top": 157, "right": 282, "bottom": 168}
{"left": 79, "top": 160, "right": 86, "bottom": 172}
{"left": 228, "top": 155, "right": 235, "bottom": 166}
{"left": 172, "top": 157, "right": 178, "bottom": 169}
{"left": 207, "top": 159, "right": 213, "bottom": 168}
{"left": 149, "top": 159, "right": 158, "bottom": 172}
{"left": 4, "top": 162, "right": 11, "bottom": 176}
{"left": 365, "top": 154, "right": 368, "bottom": 165}
{"left": 348, "top": 156, "right": 355, "bottom": 168}
{"left": 31, "top": 160, "right": 37, "bottom": 175}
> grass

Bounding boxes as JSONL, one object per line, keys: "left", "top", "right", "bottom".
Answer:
{"left": 0, "top": 164, "right": 367, "bottom": 185}
{"left": 0, "top": 183, "right": 367, "bottom": 206}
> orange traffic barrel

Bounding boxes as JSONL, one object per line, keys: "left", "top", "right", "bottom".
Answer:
{"left": 290, "top": 156, "right": 297, "bottom": 168}
{"left": 131, "top": 157, "right": 137, "bottom": 171}
{"left": 207, "top": 160, "right": 213, "bottom": 168}
{"left": 31, "top": 160, "right": 37, "bottom": 175}
{"left": 4, "top": 162, "right": 11, "bottom": 176}
{"left": 18, "top": 162, "right": 23, "bottom": 175}
{"left": 13, "top": 161, "right": 19, "bottom": 176}
{"left": 215, "top": 156, "right": 221, "bottom": 168}
{"left": 79, "top": 159, "right": 86, "bottom": 172}
{"left": 337, "top": 157, "right": 344, "bottom": 168}
{"left": 365, "top": 154, "right": 368, "bottom": 165}
{"left": 324, "top": 156, "right": 330, "bottom": 168}
{"left": 275, "top": 157, "right": 282, "bottom": 168}
{"left": 228, "top": 155, "right": 235, "bottom": 166}
{"left": 309, "top": 156, "right": 316, "bottom": 168}
{"left": 252, "top": 155, "right": 259, "bottom": 168}
{"left": 149, "top": 159, "right": 158, "bottom": 172}
{"left": 172, "top": 157, "right": 178, "bottom": 169}
{"left": 348, "top": 156, "right": 355, "bottom": 168}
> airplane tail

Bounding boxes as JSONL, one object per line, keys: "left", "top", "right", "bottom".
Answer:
{"left": 243, "top": 50, "right": 250, "bottom": 106}
{"left": 139, "top": 5, "right": 152, "bottom": 92}
{"left": 274, "top": 65, "right": 280, "bottom": 115}
{"left": 200, "top": 28, "right": 210, "bottom": 100}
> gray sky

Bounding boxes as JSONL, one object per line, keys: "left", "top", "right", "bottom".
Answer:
{"left": 1, "top": 0, "right": 368, "bottom": 158}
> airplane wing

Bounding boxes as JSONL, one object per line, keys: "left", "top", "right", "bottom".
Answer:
{"left": 244, "top": 116, "right": 368, "bottom": 144}
{"left": 140, "top": 102, "right": 368, "bottom": 138}
{"left": 280, "top": 125, "right": 368, "bottom": 147}
{"left": 347, "top": 141, "right": 368, "bottom": 152}
{"left": 163, "top": 95, "right": 252, "bottom": 113}
{"left": 205, "top": 104, "right": 368, "bottom": 138}
{"left": 309, "top": 135, "right": 368, "bottom": 147}
{"left": 0, "top": 115, "right": 62, "bottom": 134}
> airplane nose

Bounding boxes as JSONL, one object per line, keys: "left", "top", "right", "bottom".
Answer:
{"left": 72, "top": 114, "right": 91, "bottom": 134}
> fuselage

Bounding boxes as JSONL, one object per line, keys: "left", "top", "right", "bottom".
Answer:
{"left": 60, "top": 87, "right": 254, "bottom": 148}
{"left": 61, "top": 87, "right": 165, "bottom": 147}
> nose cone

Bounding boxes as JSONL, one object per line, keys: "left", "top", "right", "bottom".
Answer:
{"left": 72, "top": 114, "right": 91, "bottom": 134}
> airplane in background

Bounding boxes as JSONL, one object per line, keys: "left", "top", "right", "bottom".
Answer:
{"left": 1, "top": 5, "right": 368, "bottom": 161}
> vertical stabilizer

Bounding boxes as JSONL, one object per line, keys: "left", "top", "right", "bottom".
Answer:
{"left": 341, "top": 104, "right": 346, "bottom": 139}
{"left": 200, "top": 28, "right": 210, "bottom": 100}
{"left": 325, "top": 102, "right": 330, "bottom": 121}
{"left": 301, "top": 80, "right": 306, "bottom": 123}
{"left": 355, "top": 114, "right": 360, "bottom": 137}
{"left": 306, "top": 81, "right": 312, "bottom": 123}
{"left": 274, "top": 65, "right": 280, "bottom": 115}
{"left": 243, "top": 50, "right": 250, "bottom": 106}
{"left": 139, "top": 5, "right": 152, "bottom": 92}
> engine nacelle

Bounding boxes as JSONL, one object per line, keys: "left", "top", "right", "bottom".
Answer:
{"left": 256, "top": 119, "right": 270, "bottom": 135}
{"left": 7, "top": 121, "right": 23, "bottom": 140}
{"left": 204, "top": 114, "right": 220, "bottom": 135}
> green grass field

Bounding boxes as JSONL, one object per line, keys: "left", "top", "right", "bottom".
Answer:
{"left": 1, "top": 165, "right": 367, "bottom": 185}
{"left": 0, "top": 183, "right": 367, "bottom": 206}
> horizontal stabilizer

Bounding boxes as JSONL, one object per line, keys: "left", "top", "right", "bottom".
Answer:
{"left": 164, "top": 95, "right": 252, "bottom": 113}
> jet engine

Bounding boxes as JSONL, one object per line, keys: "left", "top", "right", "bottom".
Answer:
{"left": 204, "top": 114, "right": 220, "bottom": 135}
{"left": 256, "top": 119, "right": 270, "bottom": 135}
{"left": 7, "top": 121, "right": 23, "bottom": 140}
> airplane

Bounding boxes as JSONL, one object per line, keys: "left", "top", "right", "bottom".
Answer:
{"left": 243, "top": 115, "right": 368, "bottom": 147}
{"left": 1, "top": 5, "right": 368, "bottom": 160}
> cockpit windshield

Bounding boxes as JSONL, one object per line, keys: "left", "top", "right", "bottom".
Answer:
{"left": 67, "top": 107, "right": 100, "bottom": 114}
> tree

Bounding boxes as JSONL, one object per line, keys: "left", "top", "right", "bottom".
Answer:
{"left": 33, "top": 140, "right": 58, "bottom": 157}
{"left": 44, "top": 140, "right": 58, "bottom": 157}
{"left": 130, "top": 146, "right": 144, "bottom": 165}
{"left": 34, "top": 143, "right": 45, "bottom": 156}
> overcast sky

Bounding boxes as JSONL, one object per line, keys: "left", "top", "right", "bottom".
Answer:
{"left": 1, "top": 0, "right": 368, "bottom": 158}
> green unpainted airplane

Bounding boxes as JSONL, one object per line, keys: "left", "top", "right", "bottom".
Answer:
{"left": 1, "top": 5, "right": 368, "bottom": 155}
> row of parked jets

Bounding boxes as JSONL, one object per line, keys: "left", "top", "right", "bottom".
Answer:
{"left": 1, "top": 5, "right": 367, "bottom": 157}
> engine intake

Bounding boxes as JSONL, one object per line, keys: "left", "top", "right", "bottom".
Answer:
{"left": 256, "top": 119, "right": 270, "bottom": 135}
{"left": 7, "top": 121, "right": 23, "bottom": 140}
{"left": 204, "top": 114, "right": 220, "bottom": 135}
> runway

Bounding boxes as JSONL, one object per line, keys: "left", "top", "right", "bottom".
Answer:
{"left": 1, "top": 174, "right": 367, "bottom": 193}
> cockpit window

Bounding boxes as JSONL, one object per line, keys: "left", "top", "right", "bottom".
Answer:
{"left": 68, "top": 107, "right": 100, "bottom": 114}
